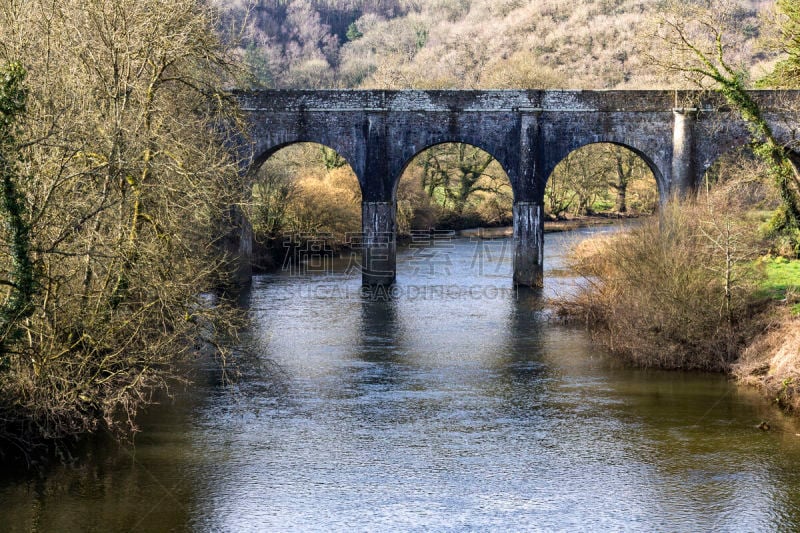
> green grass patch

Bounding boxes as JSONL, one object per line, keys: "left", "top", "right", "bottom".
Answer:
{"left": 591, "top": 198, "right": 615, "bottom": 212}
{"left": 758, "top": 256, "right": 800, "bottom": 301}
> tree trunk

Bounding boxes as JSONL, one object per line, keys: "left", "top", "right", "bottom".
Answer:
{"left": 616, "top": 186, "right": 627, "bottom": 213}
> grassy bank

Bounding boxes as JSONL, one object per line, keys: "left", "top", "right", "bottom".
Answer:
{"left": 734, "top": 258, "right": 800, "bottom": 412}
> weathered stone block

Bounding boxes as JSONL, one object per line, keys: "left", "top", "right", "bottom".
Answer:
{"left": 362, "top": 201, "right": 397, "bottom": 286}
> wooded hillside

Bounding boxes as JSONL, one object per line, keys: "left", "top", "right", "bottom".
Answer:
{"left": 214, "top": 0, "right": 777, "bottom": 89}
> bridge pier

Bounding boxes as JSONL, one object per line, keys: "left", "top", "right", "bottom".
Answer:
{"left": 239, "top": 89, "right": 800, "bottom": 289}
{"left": 671, "top": 108, "right": 697, "bottom": 197}
{"left": 513, "top": 201, "right": 544, "bottom": 288}
{"left": 361, "top": 201, "right": 397, "bottom": 286}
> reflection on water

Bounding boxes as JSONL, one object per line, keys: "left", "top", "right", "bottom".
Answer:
{"left": 2, "top": 225, "right": 800, "bottom": 531}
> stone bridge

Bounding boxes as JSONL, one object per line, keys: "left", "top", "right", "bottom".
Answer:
{"left": 235, "top": 89, "right": 800, "bottom": 287}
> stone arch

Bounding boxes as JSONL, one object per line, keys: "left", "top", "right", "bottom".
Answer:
{"left": 539, "top": 140, "right": 667, "bottom": 205}
{"left": 392, "top": 141, "right": 515, "bottom": 200}
{"left": 229, "top": 88, "right": 800, "bottom": 289}
{"left": 245, "top": 141, "right": 363, "bottom": 271}
{"left": 248, "top": 139, "right": 365, "bottom": 196}
{"left": 390, "top": 135, "right": 520, "bottom": 202}
{"left": 391, "top": 141, "right": 515, "bottom": 235}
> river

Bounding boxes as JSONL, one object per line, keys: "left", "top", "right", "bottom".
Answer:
{"left": 2, "top": 226, "right": 800, "bottom": 532}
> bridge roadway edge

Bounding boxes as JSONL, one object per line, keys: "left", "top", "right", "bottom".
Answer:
{"left": 233, "top": 89, "right": 800, "bottom": 287}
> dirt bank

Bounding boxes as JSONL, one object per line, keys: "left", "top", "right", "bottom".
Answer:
{"left": 457, "top": 214, "right": 640, "bottom": 238}
{"left": 734, "top": 308, "right": 800, "bottom": 413}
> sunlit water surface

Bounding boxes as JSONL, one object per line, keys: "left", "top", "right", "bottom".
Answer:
{"left": 2, "top": 226, "right": 800, "bottom": 532}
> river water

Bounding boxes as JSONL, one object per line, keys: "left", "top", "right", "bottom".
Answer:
{"left": 2, "top": 226, "right": 800, "bottom": 532}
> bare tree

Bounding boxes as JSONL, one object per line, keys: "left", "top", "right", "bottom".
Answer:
{"left": 0, "top": 0, "right": 247, "bottom": 453}
{"left": 418, "top": 144, "right": 507, "bottom": 216}
{"left": 604, "top": 145, "right": 652, "bottom": 213}
{"left": 652, "top": 0, "right": 800, "bottom": 248}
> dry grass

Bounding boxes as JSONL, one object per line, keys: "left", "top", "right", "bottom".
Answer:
{"left": 555, "top": 200, "right": 769, "bottom": 371}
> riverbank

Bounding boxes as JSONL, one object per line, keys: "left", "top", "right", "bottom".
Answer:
{"left": 733, "top": 257, "right": 800, "bottom": 412}
{"left": 455, "top": 213, "right": 642, "bottom": 238}
{"left": 734, "top": 307, "right": 800, "bottom": 412}
{"left": 252, "top": 214, "right": 644, "bottom": 272}
{"left": 545, "top": 213, "right": 638, "bottom": 233}
{"left": 554, "top": 213, "right": 800, "bottom": 416}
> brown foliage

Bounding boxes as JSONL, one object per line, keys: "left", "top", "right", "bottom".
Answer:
{"left": 0, "top": 0, "right": 247, "bottom": 456}
{"left": 248, "top": 143, "right": 362, "bottom": 261}
{"left": 219, "top": 0, "right": 775, "bottom": 90}
{"left": 556, "top": 198, "right": 769, "bottom": 371}
{"left": 546, "top": 143, "right": 658, "bottom": 218}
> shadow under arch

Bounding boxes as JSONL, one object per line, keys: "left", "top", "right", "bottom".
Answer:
{"left": 245, "top": 141, "right": 363, "bottom": 272}
{"left": 248, "top": 139, "right": 363, "bottom": 196}
{"left": 541, "top": 141, "right": 662, "bottom": 215}
{"left": 392, "top": 140, "right": 517, "bottom": 203}
{"left": 700, "top": 143, "right": 761, "bottom": 185}
{"left": 699, "top": 143, "right": 775, "bottom": 206}
{"left": 392, "top": 141, "right": 515, "bottom": 236}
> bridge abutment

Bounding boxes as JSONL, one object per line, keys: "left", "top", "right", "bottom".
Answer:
{"left": 361, "top": 201, "right": 397, "bottom": 286}
{"left": 512, "top": 201, "right": 545, "bottom": 288}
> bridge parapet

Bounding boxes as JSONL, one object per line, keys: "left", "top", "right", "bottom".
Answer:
{"left": 236, "top": 89, "right": 800, "bottom": 113}
{"left": 235, "top": 89, "right": 800, "bottom": 287}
